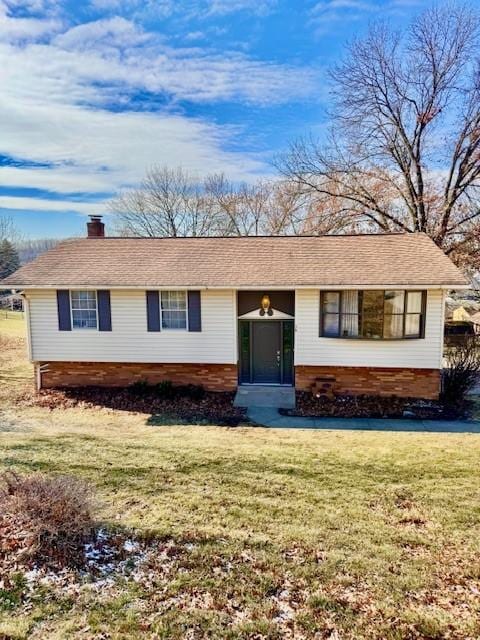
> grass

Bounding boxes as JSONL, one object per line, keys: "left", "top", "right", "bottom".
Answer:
{"left": 1, "top": 315, "right": 480, "bottom": 639}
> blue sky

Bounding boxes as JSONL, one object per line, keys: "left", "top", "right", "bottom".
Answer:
{"left": 0, "top": 0, "right": 422, "bottom": 238}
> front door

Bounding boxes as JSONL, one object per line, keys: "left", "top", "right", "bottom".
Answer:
{"left": 239, "top": 320, "right": 294, "bottom": 385}
{"left": 252, "top": 321, "right": 281, "bottom": 384}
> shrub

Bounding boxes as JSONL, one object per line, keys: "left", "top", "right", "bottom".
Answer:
{"left": 175, "top": 383, "right": 205, "bottom": 401}
{"left": 130, "top": 379, "right": 205, "bottom": 401}
{"left": 0, "top": 472, "right": 95, "bottom": 568}
{"left": 129, "top": 379, "right": 151, "bottom": 397}
{"left": 441, "top": 337, "right": 480, "bottom": 412}
{"left": 154, "top": 379, "right": 175, "bottom": 399}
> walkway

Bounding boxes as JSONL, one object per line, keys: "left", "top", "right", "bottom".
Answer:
{"left": 247, "top": 406, "right": 480, "bottom": 433}
{"left": 234, "top": 385, "right": 480, "bottom": 433}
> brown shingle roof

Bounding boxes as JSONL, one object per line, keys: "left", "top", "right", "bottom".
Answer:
{"left": 0, "top": 233, "right": 468, "bottom": 288}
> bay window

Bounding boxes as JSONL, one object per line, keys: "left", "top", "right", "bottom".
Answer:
{"left": 320, "top": 290, "right": 426, "bottom": 339}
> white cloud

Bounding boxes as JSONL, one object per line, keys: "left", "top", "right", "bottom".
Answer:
{"left": 310, "top": 0, "right": 422, "bottom": 28}
{"left": 0, "top": 98, "right": 266, "bottom": 186}
{"left": 3, "top": 0, "right": 61, "bottom": 14}
{"left": 205, "top": 0, "right": 277, "bottom": 16}
{"left": 0, "top": 8, "right": 319, "bottom": 216}
{"left": 0, "top": 195, "right": 106, "bottom": 215}
{"left": 53, "top": 16, "right": 150, "bottom": 50}
{"left": 0, "top": 0, "right": 61, "bottom": 40}
{"left": 88, "top": 0, "right": 277, "bottom": 19}
{"left": 184, "top": 30, "right": 205, "bottom": 42}
{"left": 310, "top": 0, "right": 377, "bottom": 23}
{"left": 2, "top": 16, "right": 316, "bottom": 106}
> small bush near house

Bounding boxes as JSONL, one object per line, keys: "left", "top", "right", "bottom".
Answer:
{"left": 23, "top": 384, "right": 245, "bottom": 426}
{"left": 154, "top": 379, "right": 175, "bottom": 399}
{"left": 129, "top": 379, "right": 204, "bottom": 400}
{"left": 285, "top": 392, "right": 443, "bottom": 419}
{"left": 173, "top": 383, "right": 206, "bottom": 401}
{"left": 129, "top": 379, "right": 151, "bottom": 397}
{"left": 0, "top": 472, "right": 95, "bottom": 569}
{"left": 441, "top": 337, "right": 480, "bottom": 413}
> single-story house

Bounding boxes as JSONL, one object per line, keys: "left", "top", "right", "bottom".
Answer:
{"left": 0, "top": 216, "right": 469, "bottom": 400}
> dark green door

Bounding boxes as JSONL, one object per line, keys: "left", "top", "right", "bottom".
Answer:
{"left": 252, "top": 321, "right": 281, "bottom": 384}
{"left": 239, "top": 320, "right": 294, "bottom": 385}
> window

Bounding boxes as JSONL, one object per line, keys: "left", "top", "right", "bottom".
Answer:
{"left": 320, "top": 290, "right": 425, "bottom": 339}
{"left": 405, "top": 291, "right": 423, "bottom": 337}
{"left": 383, "top": 290, "right": 405, "bottom": 338}
{"left": 161, "top": 291, "right": 187, "bottom": 329}
{"left": 70, "top": 290, "right": 97, "bottom": 329}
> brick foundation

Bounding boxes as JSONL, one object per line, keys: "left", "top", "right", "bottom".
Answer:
{"left": 295, "top": 365, "right": 441, "bottom": 400}
{"left": 38, "top": 362, "right": 238, "bottom": 392}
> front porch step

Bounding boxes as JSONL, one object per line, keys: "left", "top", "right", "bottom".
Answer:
{"left": 233, "top": 385, "right": 295, "bottom": 409}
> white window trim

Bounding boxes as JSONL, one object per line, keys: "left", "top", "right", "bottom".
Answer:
{"left": 70, "top": 289, "right": 98, "bottom": 331}
{"left": 160, "top": 290, "right": 189, "bottom": 331}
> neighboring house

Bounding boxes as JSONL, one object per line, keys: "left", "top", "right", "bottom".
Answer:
{"left": 451, "top": 306, "right": 474, "bottom": 322}
{"left": 0, "top": 292, "right": 23, "bottom": 311}
{"left": 445, "top": 300, "right": 480, "bottom": 338}
{"left": 0, "top": 216, "right": 468, "bottom": 400}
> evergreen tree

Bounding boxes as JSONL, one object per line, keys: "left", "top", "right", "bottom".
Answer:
{"left": 0, "top": 239, "right": 20, "bottom": 280}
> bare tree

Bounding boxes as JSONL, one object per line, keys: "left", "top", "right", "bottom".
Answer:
{"left": 0, "top": 215, "right": 23, "bottom": 244}
{"left": 109, "top": 166, "right": 223, "bottom": 237}
{"left": 204, "top": 174, "right": 280, "bottom": 236}
{"left": 110, "top": 165, "right": 349, "bottom": 238}
{"left": 278, "top": 3, "right": 480, "bottom": 270}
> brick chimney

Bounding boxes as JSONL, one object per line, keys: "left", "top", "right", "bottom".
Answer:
{"left": 87, "top": 215, "right": 105, "bottom": 238}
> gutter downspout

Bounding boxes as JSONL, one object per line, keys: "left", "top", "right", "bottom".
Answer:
{"left": 22, "top": 292, "right": 41, "bottom": 391}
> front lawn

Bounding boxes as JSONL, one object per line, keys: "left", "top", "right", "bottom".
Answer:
{"left": 1, "top": 316, "right": 480, "bottom": 639}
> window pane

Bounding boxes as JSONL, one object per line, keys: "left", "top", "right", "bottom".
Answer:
{"left": 72, "top": 309, "right": 97, "bottom": 328}
{"left": 407, "top": 291, "right": 422, "bottom": 313}
{"left": 384, "top": 290, "right": 404, "bottom": 314}
{"left": 340, "top": 315, "right": 359, "bottom": 337}
{"left": 161, "top": 291, "right": 186, "bottom": 310}
{"left": 384, "top": 314, "right": 403, "bottom": 338}
{"left": 362, "top": 290, "right": 384, "bottom": 315}
{"left": 162, "top": 310, "right": 187, "bottom": 329}
{"left": 72, "top": 298, "right": 96, "bottom": 310}
{"left": 323, "top": 292, "right": 340, "bottom": 313}
{"left": 361, "top": 291, "right": 384, "bottom": 338}
{"left": 340, "top": 291, "right": 359, "bottom": 337}
{"left": 362, "top": 316, "right": 383, "bottom": 339}
{"left": 161, "top": 291, "right": 187, "bottom": 329}
{"left": 323, "top": 313, "right": 339, "bottom": 337}
{"left": 405, "top": 313, "right": 421, "bottom": 337}
{"left": 71, "top": 290, "right": 96, "bottom": 310}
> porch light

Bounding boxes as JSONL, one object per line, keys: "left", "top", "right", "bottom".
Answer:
{"left": 260, "top": 294, "right": 273, "bottom": 316}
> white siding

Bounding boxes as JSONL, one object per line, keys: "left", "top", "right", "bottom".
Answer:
{"left": 294, "top": 289, "right": 444, "bottom": 369}
{"left": 26, "top": 289, "right": 237, "bottom": 364}
{"left": 25, "top": 287, "right": 446, "bottom": 370}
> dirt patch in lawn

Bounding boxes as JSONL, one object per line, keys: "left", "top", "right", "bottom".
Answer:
{"left": 20, "top": 386, "right": 246, "bottom": 427}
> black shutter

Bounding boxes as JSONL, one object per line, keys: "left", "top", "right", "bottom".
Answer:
{"left": 319, "top": 291, "right": 322, "bottom": 337}
{"left": 97, "top": 290, "right": 112, "bottom": 331}
{"left": 188, "top": 290, "right": 202, "bottom": 332}
{"left": 57, "top": 290, "right": 71, "bottom": 331}
{"left": 146, "top": 291, "right": 161, "bottom": 331}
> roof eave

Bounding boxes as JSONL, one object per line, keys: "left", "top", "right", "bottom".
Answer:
{"left": 12, "top": 282, "right": 471, "bottom": 290}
